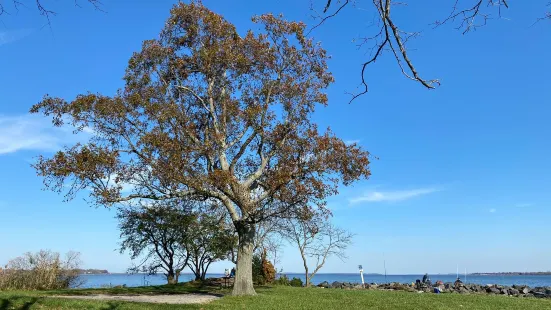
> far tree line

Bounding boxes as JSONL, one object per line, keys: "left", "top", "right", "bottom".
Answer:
{"left": 116, "top": 198, "right": 353, "bottom": 287}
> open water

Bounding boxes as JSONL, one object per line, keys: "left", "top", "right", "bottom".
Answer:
{"left": 77, "top": 273, "right": 551, "bottom": 289}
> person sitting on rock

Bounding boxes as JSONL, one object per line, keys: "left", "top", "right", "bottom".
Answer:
{"left": 422, "top": 273, "right": 431, "bottom": 286}
{"left": 454, "top": 277, "right": 463, "bottom": 289}
{"left": 435, "top": 280, "right": 445, "bottom": 293}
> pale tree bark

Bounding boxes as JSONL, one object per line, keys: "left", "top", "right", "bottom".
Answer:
{"left": 233, "top": 220, "right": 256, "bottom": 296}
{"left": 167, "top": 271, "right": 177, "bottom": 285}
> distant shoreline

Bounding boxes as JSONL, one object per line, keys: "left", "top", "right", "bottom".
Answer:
{"left": 77, "top": 269, "right": 109, "bottom": 275}
{"left": 78, "top": 272, "right": 551, "bottom": 276}
{"left": 470, "top": 272, "right": 551, "bottom": 276}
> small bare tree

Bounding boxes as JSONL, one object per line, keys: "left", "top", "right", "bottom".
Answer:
{"left": 282, "top": 212, "right": 353, "bottom": 287}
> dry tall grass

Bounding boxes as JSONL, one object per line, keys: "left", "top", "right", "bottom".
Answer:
{"left": 0, "top": 250, "right": 83, "bottom": 290}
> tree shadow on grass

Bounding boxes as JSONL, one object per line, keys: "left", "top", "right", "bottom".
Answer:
{"left": 53, "top": 281, "right": 227, "bottom": 298}
{"left": 0, "top": 296, "right": 41, "bottom": 310}
{"left": 100, "top": 301, "right": 121, "bottom": 310}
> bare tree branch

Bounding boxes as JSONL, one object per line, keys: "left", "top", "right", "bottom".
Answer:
{"left": 0, "top": 0, "right": 105, "bottom": 26}
{"left": 345, "top": 0, "right": 439, "bottom": 103}
{"left": 312, "top": 0, "right": 530, "bottom": 102}
{"left": 433, "top": 0, "right": 510, "bottom": 34}
{"left": 533, "top": 2, "right": 551, "bottom": 25}
{"left": 307, "top": 0, "right": 350, "bottom": 36}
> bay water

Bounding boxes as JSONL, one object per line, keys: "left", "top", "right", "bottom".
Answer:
{"left": 77, "top": 273, "right": 551, "bottom": 289}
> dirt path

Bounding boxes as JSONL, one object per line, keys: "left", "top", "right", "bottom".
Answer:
{"left": 53, "top": 293, "right": 220, "bottom": 304}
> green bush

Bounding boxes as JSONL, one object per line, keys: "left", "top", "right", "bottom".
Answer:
{"left": 252, "top": 252, "right": 276, "bottom": 285}
{"left": 289, "top": 277, "right": 303, "bottom": 287}
{"left": 252, "top": 255, "right": 265, "bottom": 285}
{"left": 274, "top": 274, "right": 291, "bottom": 286}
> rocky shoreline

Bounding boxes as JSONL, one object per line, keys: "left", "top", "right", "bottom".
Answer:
{"left": 316, "top": 281, "right": 551, "bottom": 298}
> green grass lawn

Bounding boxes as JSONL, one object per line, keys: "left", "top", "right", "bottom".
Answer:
{"left": 1, "top": 283, "right": 551, "bottom": 310}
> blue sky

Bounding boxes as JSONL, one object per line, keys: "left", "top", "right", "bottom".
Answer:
{"left": 1, "top": 1, "right": 550, "bottom": 275}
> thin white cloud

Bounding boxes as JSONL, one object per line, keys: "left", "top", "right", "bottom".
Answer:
{"left": 516, "top": 203, "right": 532, "bottom": 208}
{"left": 344, "top": 139, "right": 361, "bottom": 145}
{"left": 489, "top": 208, "right": 496, "bottom": 213}
{"left": 0, "top": 29, "right": 33, "bottom": 46}
{"left": 349, "top": 187, "right": 439, "bottom": 204}
{"left": 0, "top": 114, "right": 89, "bottom": 155}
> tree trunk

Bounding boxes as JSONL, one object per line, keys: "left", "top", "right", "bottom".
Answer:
{"left": 232, "top": 220, "right": 256, "bottom": 296}
{"left": 167, "top": 270, "right": 177, "bottom": 284}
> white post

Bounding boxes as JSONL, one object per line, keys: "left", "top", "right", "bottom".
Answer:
{"left": 359, "top": 265, "right": 365, "bottom": 287}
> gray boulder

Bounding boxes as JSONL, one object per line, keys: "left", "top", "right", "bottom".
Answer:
{"left": 533, "top": 292, "right": 546, "bottom": 298}
{"left": 459, "top": 287, "right": 470, "bottom": 294}
{"left": 487, "top": 287, "right": 501, "bottom": 294}
{"left": 521, "top": 287, "right": 530, "bottom": 294}
{"left": 470, "top": 284, "right": 483, "bottom": 293}
{"left": 532, "top": 287, "right": 545, "bottom": 293}
{"left": 509, "top": 288, "right": 520, "bottom": 296}
{"left": 331, "top": 281, "right": 343, "bottom": 289}
{"left": 318, "top": 281, "right": 330, "bottom": 288}
{"left": 342, "top": 282, "right": 353, "bottom": 289}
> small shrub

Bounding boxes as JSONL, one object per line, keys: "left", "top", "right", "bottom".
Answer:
{"left": 252, "top": 255, "right": 264, "bottom": 284}
{"left": 261, "top": 255, "right": 276, "bottom": 283}
{"left": 252, "top": 251, "right": 276, "bottom": 285}
{"left": 290, "top": 277, "right": 303, "bottom": 287}
{"left": 0, "top": 250, "right": 83, "bottom": 290}
{"left": 274, "top": 274, "right": 291, "bottom": 286}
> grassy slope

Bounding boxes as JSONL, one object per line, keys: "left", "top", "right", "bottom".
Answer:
{"left": 1, "top": 283, "right": 551, "bottom": 310}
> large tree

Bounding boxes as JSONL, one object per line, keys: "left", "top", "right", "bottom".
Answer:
{"left": 30, "top": 2, "right": 371, "bottom": 295}
{"left": 117, "top": 201, "right": 194, "bottom": 284}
